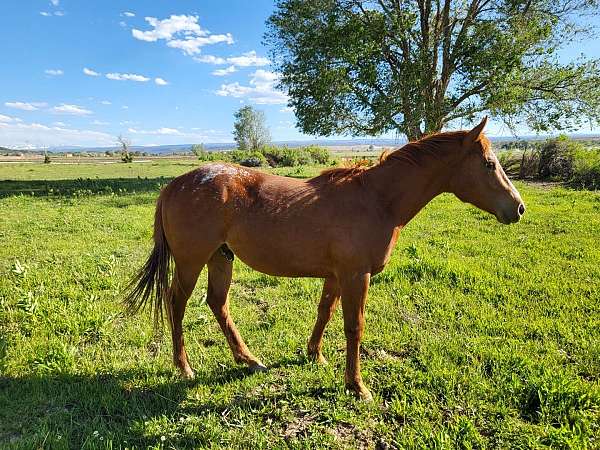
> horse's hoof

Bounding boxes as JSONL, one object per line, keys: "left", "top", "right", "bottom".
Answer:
{"left": 307, "top": 352, "right": 328, "bottom": 365}
{"left": 249, "top": 362, "right": 268, "bottom": 373}
{"left": 180, "top": 368, "right": 195, "bottom": 380}
{"left": 358, "top": 388, "right": 373, "bottom": 402}
{"left": 346, "top": 383, "right": 373, "bottom": 401}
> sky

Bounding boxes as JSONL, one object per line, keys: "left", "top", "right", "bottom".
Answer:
{"left": 0, "top": 1, "right": 599, "bottom": 149}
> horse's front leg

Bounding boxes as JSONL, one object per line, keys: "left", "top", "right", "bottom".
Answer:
{"left": 340, "top": 272, "right": 372, "bottom": 401}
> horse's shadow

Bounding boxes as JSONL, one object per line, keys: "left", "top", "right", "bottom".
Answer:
{"left": 0, "top": 356, "right": 330, "bottom": 448}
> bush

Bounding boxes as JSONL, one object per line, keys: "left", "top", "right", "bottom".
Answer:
{"left": 305, "top": 145, "right": 331, "bottom": 164}
{"left": 193, "top": 144, "right": 332, "bottom": 168}
{"left": 229, "top": 150, "right": 268, "bottom": 167}
{"left": 121, "top": 151, "right": 133, "bottom": 163}
{"left": 496, "top": 136, "right": 600, "bottom": 190}
{"left": 538, "top": 135, "right": 579, "bottom": 180}
{"left": 571, "top": 148, "right": 600, "bottom": 190}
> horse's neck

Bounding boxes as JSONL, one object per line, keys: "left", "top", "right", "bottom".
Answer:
{"left": 366, "top": 159, "right": 448, "bottom": 227}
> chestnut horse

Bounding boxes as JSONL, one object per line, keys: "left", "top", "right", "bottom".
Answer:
{"left": 126, "top": 118, "right": 525, "bottom": 400}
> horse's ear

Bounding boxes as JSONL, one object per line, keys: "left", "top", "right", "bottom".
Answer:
{"left": 464, "top": 116, "right": 488, "bottom": 146}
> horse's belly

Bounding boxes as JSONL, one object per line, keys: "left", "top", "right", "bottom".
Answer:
{"left": 226, "top": 229, "right": 333, "bottom": 278}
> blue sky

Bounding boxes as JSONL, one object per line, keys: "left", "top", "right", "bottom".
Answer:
{"left": 0, "top": 1, "right": 598, "bottom": 149}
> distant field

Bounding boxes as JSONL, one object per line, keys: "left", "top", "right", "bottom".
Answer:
{"left": 0, "top": 160, "right": 324, "bottom": 198}
{"left": 0, "top": 161, "right": 599, "bottom": 449}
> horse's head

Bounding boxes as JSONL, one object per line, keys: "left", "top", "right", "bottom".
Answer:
{"left": 447, "top": 117, "right": 525, "bottom": 224}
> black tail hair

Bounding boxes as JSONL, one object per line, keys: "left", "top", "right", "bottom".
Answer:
{"left": 124, "top": 195, "right": 171, "bottom": 329}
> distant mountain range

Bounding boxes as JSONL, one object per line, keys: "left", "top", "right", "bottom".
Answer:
{"left": 5, "top": 134, "right": 600, "bottom": 154}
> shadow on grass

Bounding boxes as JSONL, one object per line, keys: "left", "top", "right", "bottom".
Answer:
{"left": 0, "top": 177, "right": 174, "bottom": 199}
{"left": 0, "top": 357, "right": 329, "bottom": 449}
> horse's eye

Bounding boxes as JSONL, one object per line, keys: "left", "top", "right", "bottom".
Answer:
{"left": 485, "top": 160, "right": 496, "bottom": 170}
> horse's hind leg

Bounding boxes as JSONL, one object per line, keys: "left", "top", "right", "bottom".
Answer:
{"left": 167, "top": 261, "right": 204, "bottom": 379}
{"left": 206, "top": 251, "right": 266, "bottom": 372}
{"left": 307, "top": 277, "right": 340, "bottom": 364}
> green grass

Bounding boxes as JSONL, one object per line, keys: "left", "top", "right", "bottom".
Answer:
{"left": 0, "top": 161, "right": 599, "bottom": 449}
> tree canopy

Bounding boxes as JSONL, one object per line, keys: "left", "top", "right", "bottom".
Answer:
{"left": 233, "top": 105, "right": 271, "bottom": 150}
{"left": 266, "top": 0, "right": 600, "bottom": 140}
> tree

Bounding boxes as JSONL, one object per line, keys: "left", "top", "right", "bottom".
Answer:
{"left": 117, "top": 135, "right": 133, "bottom": 163}
{"left": 266, "top": 0, "right": 600, "bottom": 140}
{"left": 233, "top": 105, "right": 271, "bottom": 150}
{"left": 191, "top": 143, "right": 206, "bottom": 157}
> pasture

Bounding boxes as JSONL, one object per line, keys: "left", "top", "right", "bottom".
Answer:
{"left": 0, "top": 160, "right": 599, "bottom": 449}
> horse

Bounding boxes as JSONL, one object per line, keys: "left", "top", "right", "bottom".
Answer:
{"left": 125, "top": 117, "right": 525, "bottom": 400}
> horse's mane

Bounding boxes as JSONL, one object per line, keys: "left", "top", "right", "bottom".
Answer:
{"left": 311, "top": 130, "right": 488, "bottom": 185}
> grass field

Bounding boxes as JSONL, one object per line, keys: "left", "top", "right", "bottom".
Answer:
{"left": 0, "top": 160, "right": 599, "bottom": 449}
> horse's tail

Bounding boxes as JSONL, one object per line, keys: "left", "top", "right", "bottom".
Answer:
{"left": 124, "top": 193, "right": 171, "bottom": 329}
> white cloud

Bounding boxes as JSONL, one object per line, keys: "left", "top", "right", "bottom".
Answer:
{"left": 280, "top": 106, "right": 294, "bottom": 113}
{"left": 45, "top": 69, "right": 64, "bottom": 76}
{"left": 194, "top": 55, "right": 226, "bottom": 64}
{"left": 123, "top": 11, "right": 135, "bottom": 17}
{"left": 216, "top": 70, "right": 288, "bottom": 105}
{"left": 132, "top": 15, "right": 233, "bottom": 56}
{"left": 92, "top": 120, "right": 109, "bottom": 125}
{"left": 50, "top": 0, "right": 59, "bottom": 6}
{"left": 119, "top": 21, "right": 127, "bottom": 28}
{"left": 154, "top": 77, "right": 169, "bottom": 85}
{"left": 128, "top": 127, "right": 181, "bottom": 135}
{"left": 106, "top": 72, "right": 150, "bottom": 82}
{"left": 212, "top": 66, "right": 236, "bottom": 76}
{"left": 0, "top": 121, "right": 114, "bottom": 148}
{"left": 0, "top": 114, "right": 21, "bottom": 123}
{"left": 5, "top": 101, "right": 47, "bottom": 111}
{"left": 132, "top": 15, "right": 204, "bottom": 42}
{"left": 100, "top": 100, "right": 111, "bottom": 105}
{"left": 196, "top": 50, "right": 270, "bottom": 68}
{"left": 83, "top": 67, "right": 101, "bottom": 76}
{"left": 53, "top": 121, "right": 66, "bottom": 126}
{"left": 54, "top": 11, "right": 64, "bottom": 16}
{"left": 40, "top": 12, "right": 51, "bottom": 16}
{"left": 226, "top": 51, "right": 270, "bottom": 67}
{"left": 166, "top": 34, "right": 233, "bottom": 55}
{"left": 52, "top": 104, "right": 93, "bottom": 116}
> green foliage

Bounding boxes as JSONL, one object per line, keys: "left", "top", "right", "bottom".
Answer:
{"left": 120, "top": 151, "right": 133, "bottom": 163}
{"left": 193, "top": 145, "right": 332, "bottom": 168}
{"left": 190, "top": 143, "right": 206, "bottom": 157}
{"left": 266, "top": 0, "right": 600, "bottom": 140}
{"left": 117, "top": 135, "right": 133, "bottom": 163}
{"left": 229, "top": 150, "right": 269, "bottom": 167}
{"left": 233, "top": 105, "right": 271, "bottom": 150}
{"left": 538, "top": 135, "right": 579, "bottom": 180}
{"left": 498, "top": 136, "right": 600, "bottom": 189}
{"left": 191, "top": 144, "right": 215, "bottom": 163}
{"left": 571, "top": 148, "right": 600, "bottom": 190}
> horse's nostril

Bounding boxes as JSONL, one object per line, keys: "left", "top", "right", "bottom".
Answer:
{"left": 518, "top": 203, "right": 526, "bottom": 216}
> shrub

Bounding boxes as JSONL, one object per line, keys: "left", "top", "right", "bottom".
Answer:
{"left": 497, "top": 137, "right": 600, "bottom": 189}
{"left": 538, "top": 135, "right": 579, "bottom": 180}
{"left": 121, "top": 150, "right": 133, "bottom": 163}
{"left": 191, "top": 144, "right": 215, "bottom": 162}
{"left": 571, "top": 148, "right": 600, "bottom": 190}
{"left": 230, "top": 150, "right": 268, "bottom": 167}
{"left": 305, "top": 145, "right": 331, "bottom": 164}
{"left": 193, "top": 145, "right": 332, "bottom": 168}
